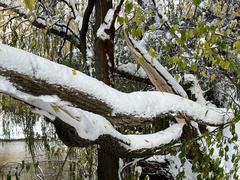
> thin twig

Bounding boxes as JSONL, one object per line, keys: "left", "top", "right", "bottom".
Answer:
{"left": 55, "top": 147, "right": 73, "bottom": 180}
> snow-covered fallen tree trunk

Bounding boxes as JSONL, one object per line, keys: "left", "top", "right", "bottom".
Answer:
{"left": 0, "top": 43, "right": 233, "bottom": 127}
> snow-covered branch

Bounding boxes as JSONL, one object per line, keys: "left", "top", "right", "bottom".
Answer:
{"left": 117, "top": 62, "right": 148, "bottom": 79}
{"left": 0, "top": 43, "right": 234, "bottom": 126}
{"left": 0, "top": 76, "right": 183, "bottom": 156}
{"left": 183, "top": 74, "right": 208, "bottom": 105}
{"left": 124, "top": 34, "right": 188, "bottom": 98}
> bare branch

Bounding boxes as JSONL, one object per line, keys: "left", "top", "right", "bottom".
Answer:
{"left": 80, "top": 0, "right": 96, "bottom": 62}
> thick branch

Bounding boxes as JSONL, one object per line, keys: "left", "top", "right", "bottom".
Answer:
{"left": 0, "top": 77, "right": 183, "bottom": 157}
{"left": 0, "top": 43, "right": 233, "bottom": 126}
{"left": 125, "top": 34, "right": 188, "bottom": 98}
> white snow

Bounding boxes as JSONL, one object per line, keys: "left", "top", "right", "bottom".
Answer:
{"left": 145, "top": 122, "right": 240, "bottom": 179}
{"left": 97, "top": 9, "right": 114, "bottom": 40}
{"left": 208, "top": 123, "right": 240, "bottom": 177}
{"left": 117, "top": 62, "right": 147, "bottom": 79}
{"left": 0, "top": 43, "right": 234, "bottom": 125}
{"left": 148, "top": 154, "right": 198, "bottom": 179}
{"left": 183, "top": 74, "right": 207, "bottom": 105}
{"left": 0, "top": 77, "right": 183, "bottom": 151}
{"left": 126, "top": 123, "right": 183, "bottom": 150}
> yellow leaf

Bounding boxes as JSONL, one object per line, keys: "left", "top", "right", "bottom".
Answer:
{"left": 149, "top": 48, "right": 156, "bottom": 57}
{"left": 211, "top": 73, "right": 217, "bottom": 81}
{"left": 201, "top": 70, "right": 207, "bottom": 77}
{"left": 138, "top": 56, "right": 145, "bottom": 65}
{"left": 72, "top": 69, "right": 77, "bottom": 76}
{"left": 51, "top": 104, "right": 60, "bottom": 112}
{"left": 175, "top": 73, "right": 180, "bottom": 81}
{"left": 24, "top": 0, "right": 36, "bottom": 10}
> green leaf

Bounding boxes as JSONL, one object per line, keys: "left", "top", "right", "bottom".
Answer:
{"left": 237, "top": 68, "right": 240, "bottom": 77}
{"left": 190, "top": 63, "right": 198, "bottom": 73}
{"left": 179, "top": 60, "right": 187, "bottom": 70}
{"left": 149, "top": 24, "right": 157, "bottom": 32}
{"left": 24, "top": 0, "right": 36, "bottom": 10}
{"left": 117, "top": 16, "right": 125, "bottom": 25}
{"left": 149, "top": 48, "right": 156, "bottom": 57}
{"left": 186, "top": 29, "right": 194, "bottom": 39}
{"left": 209, "top": 148, "right": 214, "bottom": 156}
{"left": 179, "top": 29, "right": 187, "bottom": 45}
{"left": 223, "top": 61, "right": 230, "bottom": 70}
{"left": 167, "top": 56, "right": 180, "bottom": 64}
{"left": 225, "top": 146, "right": 229, "bottom": 152}
{"left": 175, "top": 73, "right": 180, "bottom": 81}
{"left": 135, "top": 28, "right": 144, "bottom": 38}
{"left": 138, "top": 56, "right": 145, "bottom": 65}
{"left": 125, "top": 1, "right": 133, "bottom": 13}
{"left": 193, "top": 0, "right": 202, "bottom": 6}
{"left": 134, "top": 7, "right": 144, "bottom": 26}
{"left": 233, "top": 40, "right": 240, "bottom": 51}
{"left": 201, "top": 69, "right": 207, "bottom": 77}
{"left": 210, "top": 73, "right": 216, "bottom": 81}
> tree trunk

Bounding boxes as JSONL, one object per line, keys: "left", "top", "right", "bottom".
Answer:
{"left": 94, "top": 0, "right": 119, "bottom": 179}
{"left": 97, "top": 147, "right": 119, "bottom": 180}
{"left": 94, "top": 0, "right": 114, "bottom": 86}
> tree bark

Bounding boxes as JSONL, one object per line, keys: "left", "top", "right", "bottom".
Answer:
{"left": 94, "top": 0, "right": 119, "bottom": 179}
{"left": 97, "top": 147, "right": 119, "bottom": 180}
{"left": 94, "top": 0, "right": 115, "bottom": 86}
